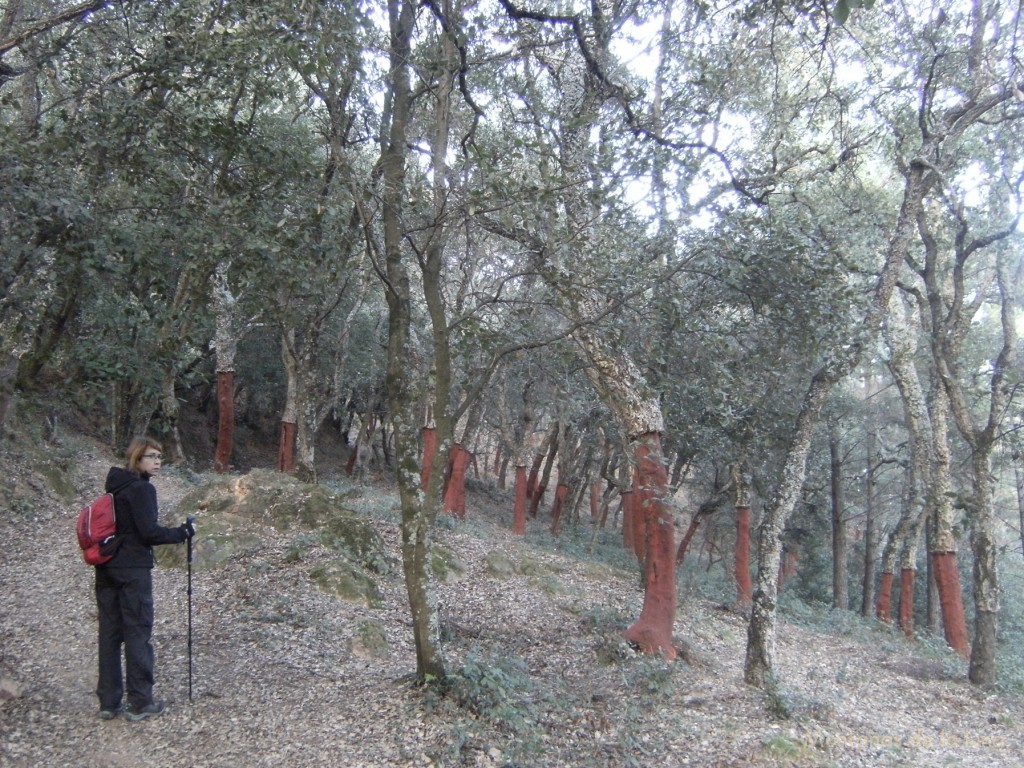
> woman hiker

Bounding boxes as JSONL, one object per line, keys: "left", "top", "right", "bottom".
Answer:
{"left": 95, "top": 436, "right": 196, "bottom": 721}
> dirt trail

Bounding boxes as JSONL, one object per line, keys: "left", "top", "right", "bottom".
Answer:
{"left": 3, "top": 436, "right": 1024, "bottom": 767}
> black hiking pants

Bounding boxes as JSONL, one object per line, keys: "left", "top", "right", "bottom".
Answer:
{"left": 95, "top": 566, "right": 155, "bottom": 711}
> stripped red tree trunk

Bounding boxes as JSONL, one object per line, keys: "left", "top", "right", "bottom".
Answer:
{"left": 629, "top": 469, "right": 647, "bottom": 562}
{"left": 213, "top": 370, "right": 235, "bottom": 472}
{"left": 421, "top": 426, "right": 437, "bottom": 491}
{"left": 443, "top": 444, "right": 470, "bottom": 518}
{"left": 932, "top": 552, "right": 970, "bottom": 657}
{"left": 277, "top": 421, "right": 296, "bottom": 474}
{"left": 512, "top": 465, "right": 528, "bottom": 535}
{"left": 549, "top": 482, "right": 568, "bottom": 536}
{"left": 529, "top": 425, "right": 559, "bottom": 517}
{"left": 590, "top": 482, "right": 601, "bottom": 522}
{"left": 898, "top": 568, "right": 915, "bottom": 638}
{"left": 675, "top": 514, "right": 702, "bottom": 565}
{"left": 622, "top": 433, "right": 676, "bottom": 659}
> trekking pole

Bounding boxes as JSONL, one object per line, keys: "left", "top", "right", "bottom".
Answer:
{"left": 186, "top": 515, "right": 195, "bottom": 702}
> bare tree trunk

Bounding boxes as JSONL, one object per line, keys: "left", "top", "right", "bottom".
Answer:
{"left": 1016, "top": 462, "right": 1024, "bottom": 562}
{"left": 861, "top": 432, "right": 877, "bottom": 618}
{"left": 376, "top": 0, "right": 460, "bottom": 682}
{"left": 277, "top": 331, "right": 298, "bottom": 474}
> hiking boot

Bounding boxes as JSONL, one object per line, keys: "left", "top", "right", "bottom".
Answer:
{"left": 124, "top": 701, "right": 166, "bottom": 722}
{"left": 98, "top": 704, "right": 123, "bottom": 720}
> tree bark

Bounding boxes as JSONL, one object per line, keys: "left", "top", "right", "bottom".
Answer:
{"left": 277, "top": 421, "right": 296, "bottom": 474}
{"left": 927, "top": 385, "right": 968, "bottom": 657}
{"left": 745, "top": 372, "right": 840, "bottom": 688}
{"left": 861, "top": 428, "right": 877, "bottom": 617}
{"left": 213, "top": 371, "right": 235, "bottom": 473}
{"left": 528, "top": 423, "right": 559, "bottom": 518}
{"left": 932, "top": 551, "right": 970, "bottom": 656}
{"left": 378, "top": 0, "right": 445, "bottom": 682}
{"left": 549, "top": 482, "right": 568, "bottom": 536}
{"left": 735, "top": 505, "right": 753, "bottom": 607}
{"left": 421, "top": 426, "right": 437, "bottom": 492}
{"left": 675, "top": 512, "right": 702, "bottom": 566}
{"left": 212, "top": 263, "right": 240, "bottom": 473}
{"left": 526, "top": 446, "right": 545, "bottom": 502}
{"left": 442, "top": 443, "right": 471, "bottom": 518}
{"left": 830, "top": 434, "right": 848, "bottom": 611}
{"left": 159, "top": 373, "right": 185, "bottom": 464}
{"left": 278, "top": 331, "right": 299, "bottom": 475}
{"left": 898, "top": 568, "right": 915, "bottom": 639}
{"left": 512, "top": 465, "right": 528, "bottom": 535}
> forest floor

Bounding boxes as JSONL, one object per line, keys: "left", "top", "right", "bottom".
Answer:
{"left": 2, "top": 431, "right": 1024, "bottom": 768}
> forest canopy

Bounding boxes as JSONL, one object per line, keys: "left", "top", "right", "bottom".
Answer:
{"left": 1, "top": 0, "right": 1022, "bottom": 689}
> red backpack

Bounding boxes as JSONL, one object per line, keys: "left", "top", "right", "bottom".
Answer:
{"left": 76, "top": 493, "right": 118, "bottom": 566}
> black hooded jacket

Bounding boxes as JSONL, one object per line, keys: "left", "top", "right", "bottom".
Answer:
{"left": 101, "top": 466, "right": 187, "bottom": 568}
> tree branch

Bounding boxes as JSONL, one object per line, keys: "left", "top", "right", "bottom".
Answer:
{"left": 0, "top": 0, "right": 109, "bottom": 59}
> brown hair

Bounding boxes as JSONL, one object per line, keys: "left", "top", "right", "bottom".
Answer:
{"left": 125, "top": 436, "right": 162, "bottom": 474}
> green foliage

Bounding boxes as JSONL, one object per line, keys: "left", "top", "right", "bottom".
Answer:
{"left": 445, "top": 649, "right": 537, "bottom": 732}
{"left": 628, "top": 657, "right": 678, "bottom": 701}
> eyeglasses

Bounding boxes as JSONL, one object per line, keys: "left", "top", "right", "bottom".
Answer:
{"left": 142, "top": 452, "right": 163, "bottom": 460}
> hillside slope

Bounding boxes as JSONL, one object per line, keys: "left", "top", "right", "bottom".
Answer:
{"left": 1, "top": 432, "right": 1023, "bottom": 768}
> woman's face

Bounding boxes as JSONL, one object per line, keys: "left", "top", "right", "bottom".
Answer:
{"left": 139, "top": 449, "right": 163, "bottom": 476}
